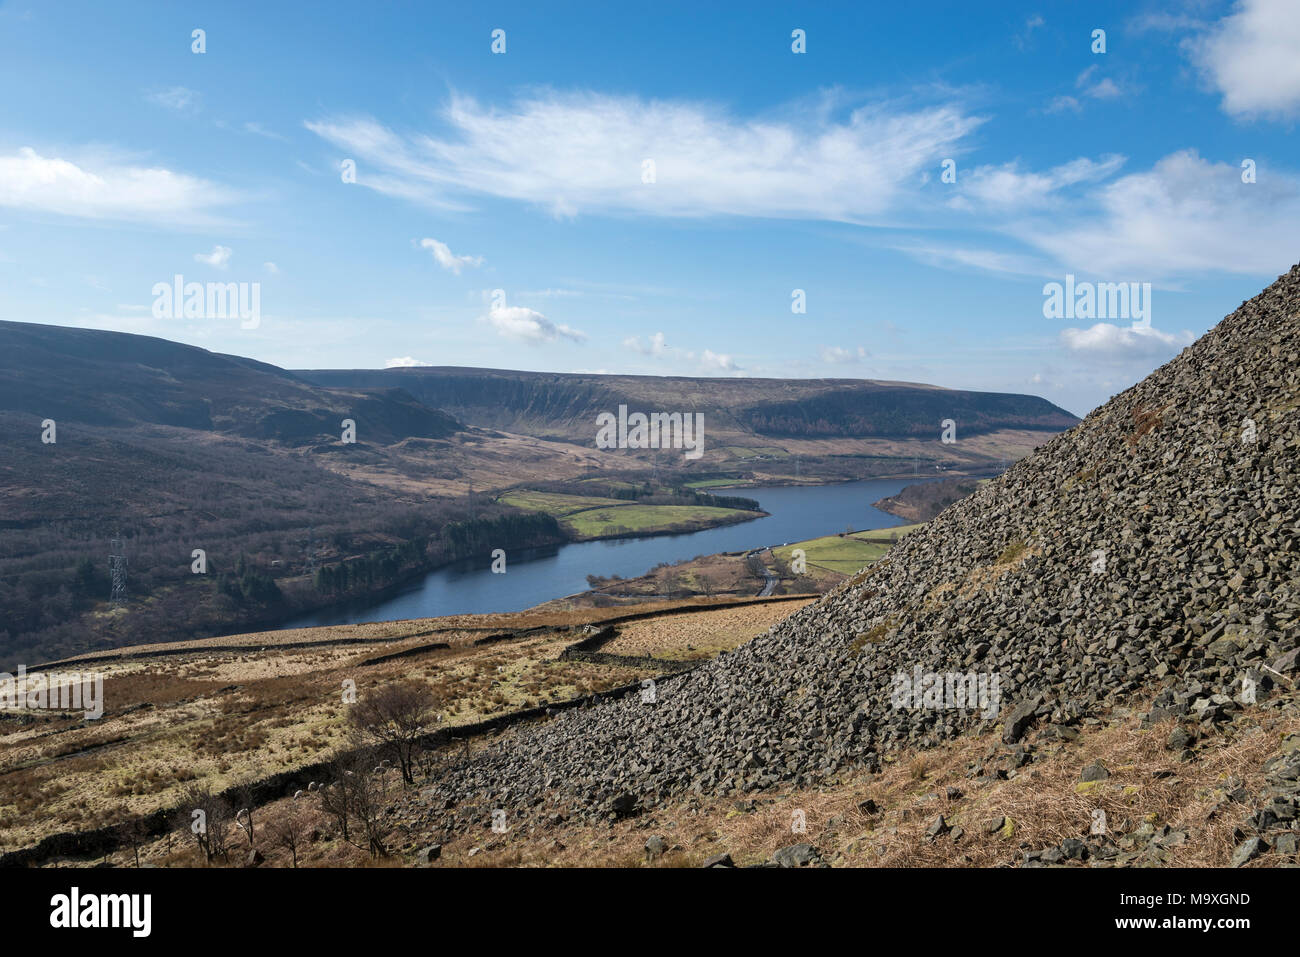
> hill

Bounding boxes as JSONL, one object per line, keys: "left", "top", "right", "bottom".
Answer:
{"left": 408, "top": 264, "right": 1300, "bottom": 866}
{"left": 0, "top": 321, "right": 461, "bottom": 443}
{"left": 872, "top": 476, "right": 982, "bottom": 522}
{"left": 0, "top": 321, "right": 1078, "bottom": 665}
{"left": 299, "top": 365, "right": 1077, "bottom": 444}
{"left": 0, "top": 322, "right": 595, "bottom": 665}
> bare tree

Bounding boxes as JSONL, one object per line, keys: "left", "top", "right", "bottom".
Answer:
{"left": 320, "top": 751, "right": 389, "bottom": 858}
{"left": 349, "top": 770, "right": 390, "bottom": 858}
{"left": 231, "top": 785, "right": 257, "bottom": 847}
{"left": 319, "top": 753, "right": 362, "bottom": 843}
{"left": 120, "top": 816, "right": 149, "bottom": 868}
{"left": 349, "top": 681, "right": 438, "bottom": 785}
{"left": 178, "top": 784, "right": 233, "bottom": 863}
{"left": 268, "top": 805, "right": 313, "bottom": 868}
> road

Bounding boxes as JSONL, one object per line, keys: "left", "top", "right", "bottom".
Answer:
{"left": 745, "top": 549, "right": 779, "bottom": 597}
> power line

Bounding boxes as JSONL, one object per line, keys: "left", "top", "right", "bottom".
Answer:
{"left": 109, "top": 534, "right": 127, "bottom": 604}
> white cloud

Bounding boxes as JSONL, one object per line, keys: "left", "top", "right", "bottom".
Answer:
{"left": 147, "top": 86, "right": 199, "bottom": 111}
{"left": 623, "top": 331, "right": 668, "bottom": 356}
{"left": 0, "top": 147, "right": 239, "bottom": 224}
{"left": 1060, "top": 322, "right": 1195, "bottom": 357}
{"left": 1015, "top": 149, "right": 1300, "bottom": 278}
{"left": 952, "top": 154, "right": 1125, "bottom": 212}
{"left": 306, "top": 90, "right": 984, "bottom": 223}
{"left": 1188, "top": 0, "right": 1300, "bottom": 119}
{"left": 921, "top": 148, "right": 1300, "bottom": 282}
{"left": 1074, "top": 66, "right": 1127, "bottom": 101}
{"left": 622, "top": 332, "right": 739, "bottom": 372}
{"left": 1041, "top": 69, "right": 1129, "bottom": 115}
{"left": 418, "top": 237, "right": 483, "bottom": 274}
{"left": 263, "top": 261, "right": 279, "bottom": 274}
{"left": 481, "top": 306, "right": 585, "bottom": 344}
{"left": 700, "top": 349, "right": 739, "bottom": 371}
{"left": 194, "top": 245, "right": 232, "bottom": 269}
{"left": 819, "top": 345, "right": 869, "bottom": 363}
{"left": 385, "top": 356, "right": 430, "bottom": 368}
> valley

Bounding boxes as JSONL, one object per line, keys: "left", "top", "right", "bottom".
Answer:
{"left": 7, "top": 269, "right": 1299, "bottom": 874}
{"left": 0, "top": 319, "right": 1071, "bottom": 667}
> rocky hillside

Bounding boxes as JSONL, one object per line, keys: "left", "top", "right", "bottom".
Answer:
{"left": 412, "top": 265, "right": 1300, "bottom": 854}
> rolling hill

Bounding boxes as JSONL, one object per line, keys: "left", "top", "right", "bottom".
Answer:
{"left": 298, "top": 366, "right": 1078, "bottom": 444}
{"left": 0, "top": 320, "right": 1078, "bottom": 667}
{"left": 0, "top": 321, "right": 462, "bottom": 443}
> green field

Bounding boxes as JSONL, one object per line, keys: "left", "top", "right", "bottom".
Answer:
{"left": 500, "top": 489, "right": 757, "bottom": 541}
{"left": 563, "top": 504, "right": 750, "bottom": 539}
{"left": 684, "top": 478, "right": 752, "bottom": 489}
{"left": 498, "top": 490, "right": 627, "bottom": 515}
{"left": 773, "top": 524, "right": 924, "bottom": 576}
{"left": 576, "top": 478, "right": 640, "bottom": 491}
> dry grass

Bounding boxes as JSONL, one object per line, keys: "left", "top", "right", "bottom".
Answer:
{"left": 2, "top": 599, "right": 799, "bottom": 854}
{"left": 706, "top": 698, "right": 1300, "bottom": 868}
{"left": 604, "top": 602, "right": 811, "bottom": 660}
{"left": 399, "top": 691, "right": 1300, "bottom": 870}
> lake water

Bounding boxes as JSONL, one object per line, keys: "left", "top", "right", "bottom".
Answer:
{"left": 283, "top": 477, "right": 931, "bottom": 628}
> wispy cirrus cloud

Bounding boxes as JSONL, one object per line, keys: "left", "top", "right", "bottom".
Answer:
{"left": 306, "top": 90, "right": 985, "bottom": 223}
{"left": 146, "top": 86, "right": 199, "bottom": 112}
{"left": 1014, "top": 150, "right": 1300, "bottom": 279}
{"left": 928, "top": 149, "right": 1300, "bottom": 282}
{"left": 1013, "top": 14, "right": 1046, "bottom": 51}
{"left": 304, "top": 87, "right": 1298, "bottom": 287}
{"left": 949, "top": 154, "right": 1125, "bottom": 212}
{"left": 890, "top": 242, "right": 1051, "bottom": 278}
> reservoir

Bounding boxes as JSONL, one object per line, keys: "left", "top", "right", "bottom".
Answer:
{"left": 283, "top": 477, "right": 928, "bottom": 627}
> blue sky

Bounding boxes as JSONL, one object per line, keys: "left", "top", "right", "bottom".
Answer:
{"left": 1, "top": 0, "right": 1298, "bottom": 417}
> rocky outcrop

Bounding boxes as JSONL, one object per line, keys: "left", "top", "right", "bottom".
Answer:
{"left": 407, "top": 265, "right": 1300, "bottom": 847}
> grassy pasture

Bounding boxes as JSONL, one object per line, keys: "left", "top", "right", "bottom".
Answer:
{"left": 773, "top": 524, "right": 923, "bottom": 576}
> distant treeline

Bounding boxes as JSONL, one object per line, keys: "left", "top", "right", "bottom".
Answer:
{"left": 527, "top": 477, "right": 762, "bottom": 513}
{"left": 0, "top": 486, "right": 567, "bottom": 667}
{"left": 311, "top": 513, "right": 561, "bottom": 597}
{"left": 742, "top": 388, "right": 1076, "bottom": 438}
{"left": 0, "top": 448, "right": 760, "bottom": 667}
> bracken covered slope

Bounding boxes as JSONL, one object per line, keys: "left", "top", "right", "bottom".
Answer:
{"left": 415, "top": 265, "right": 1300, "bottom": 829}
